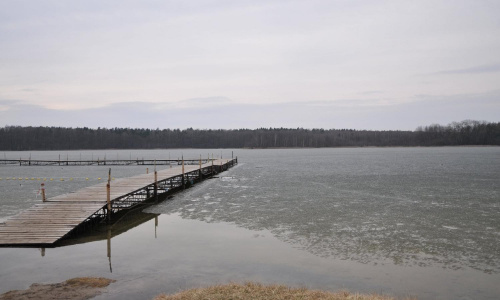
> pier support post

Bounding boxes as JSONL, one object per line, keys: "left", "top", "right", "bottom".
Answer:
{"left": 182, "top": 156, "right": 185, "bottom": 189}
{"left": 41, "top": 183, "right": 46, "bottom": 202}
{"left": 199, "top": 155, "right": 202, "bottom": 179}
{"left": 154, "top": 160, "right": 158, "bottom": 203}
{"left": 107, "top": 168, "right": 111, "bottom": 223}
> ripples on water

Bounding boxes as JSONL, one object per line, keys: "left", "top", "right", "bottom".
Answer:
{"left": 146, "top": 147, "right": 500, "bottom": 274}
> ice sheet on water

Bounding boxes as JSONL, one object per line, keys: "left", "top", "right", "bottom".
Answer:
{"left": 146, "top": 147, "right": 500, "bottom": 274}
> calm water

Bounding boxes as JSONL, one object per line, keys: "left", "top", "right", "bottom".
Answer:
{"left": 0, "top": 148, "right": 499, "bottom": 300}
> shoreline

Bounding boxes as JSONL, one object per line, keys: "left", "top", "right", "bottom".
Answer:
{"left": 0, "top": 279, "right": 414, "bottom": 300}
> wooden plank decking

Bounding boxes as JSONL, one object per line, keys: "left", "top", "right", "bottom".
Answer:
{"left": 0, "top": 159, "right": 235, "bottom": 246}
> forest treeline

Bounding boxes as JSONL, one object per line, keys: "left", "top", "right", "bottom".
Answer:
{"left": 0, "top": 120, "right": 499, "bottom": 150}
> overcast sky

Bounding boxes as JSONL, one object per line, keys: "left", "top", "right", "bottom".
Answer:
{"left": 1, "top": 0, "right": 499, "bottom": 130}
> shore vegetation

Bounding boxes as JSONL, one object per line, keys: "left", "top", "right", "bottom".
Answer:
{"left": 154, "top": 282, "right": 416, "bottom": 300}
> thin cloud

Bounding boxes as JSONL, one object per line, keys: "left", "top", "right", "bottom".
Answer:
{"left": 431, "top": 63, "right": 500, "bottom": 75}
{"left": 359, "top": 91, "right": 385, "bottom": 95}
{"left": 178, "top": 96, "right": 233, "bottom": 107}
{"left": 0, "top": 99, "right": 21, "bottom": 105}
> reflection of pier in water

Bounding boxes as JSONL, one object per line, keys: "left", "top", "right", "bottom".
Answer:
{"left": 42, "top": 208, "right": 162, "bottom": 273}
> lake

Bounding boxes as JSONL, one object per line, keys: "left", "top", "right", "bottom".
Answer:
{"left": 0, "top": 147, "right": 499, "bottom": 299}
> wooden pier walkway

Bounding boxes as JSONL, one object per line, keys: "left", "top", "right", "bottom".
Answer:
{"left": 0, "top": 158, "right": 237, "bottom": 246}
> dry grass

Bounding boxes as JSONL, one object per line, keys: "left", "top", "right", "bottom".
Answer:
{"left": 154, "top": 282, "right": 416, "bottom": 300}
{"left": 64, "top": 277, "right": 116, "bottom": 288}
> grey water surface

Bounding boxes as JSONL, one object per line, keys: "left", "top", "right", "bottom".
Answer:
{"left": 0, "top": 148, "right": 499, "bottom": 300}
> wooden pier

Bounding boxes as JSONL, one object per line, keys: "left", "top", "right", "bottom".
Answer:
{"left": 0, "top": 158, "right": 237, "bottom": 246}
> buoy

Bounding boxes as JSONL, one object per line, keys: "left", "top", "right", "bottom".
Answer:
{"left": 50, "top": 178, "right": 53, "bottom": 181}
{"left": 85, "top": 178, "right": 89, "bottom": 181}
{"left": 70, "top": 178, "right": 73, "bottom": 181}
{"left": 98, "top": 178, "right": 101, "bottom": 180}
